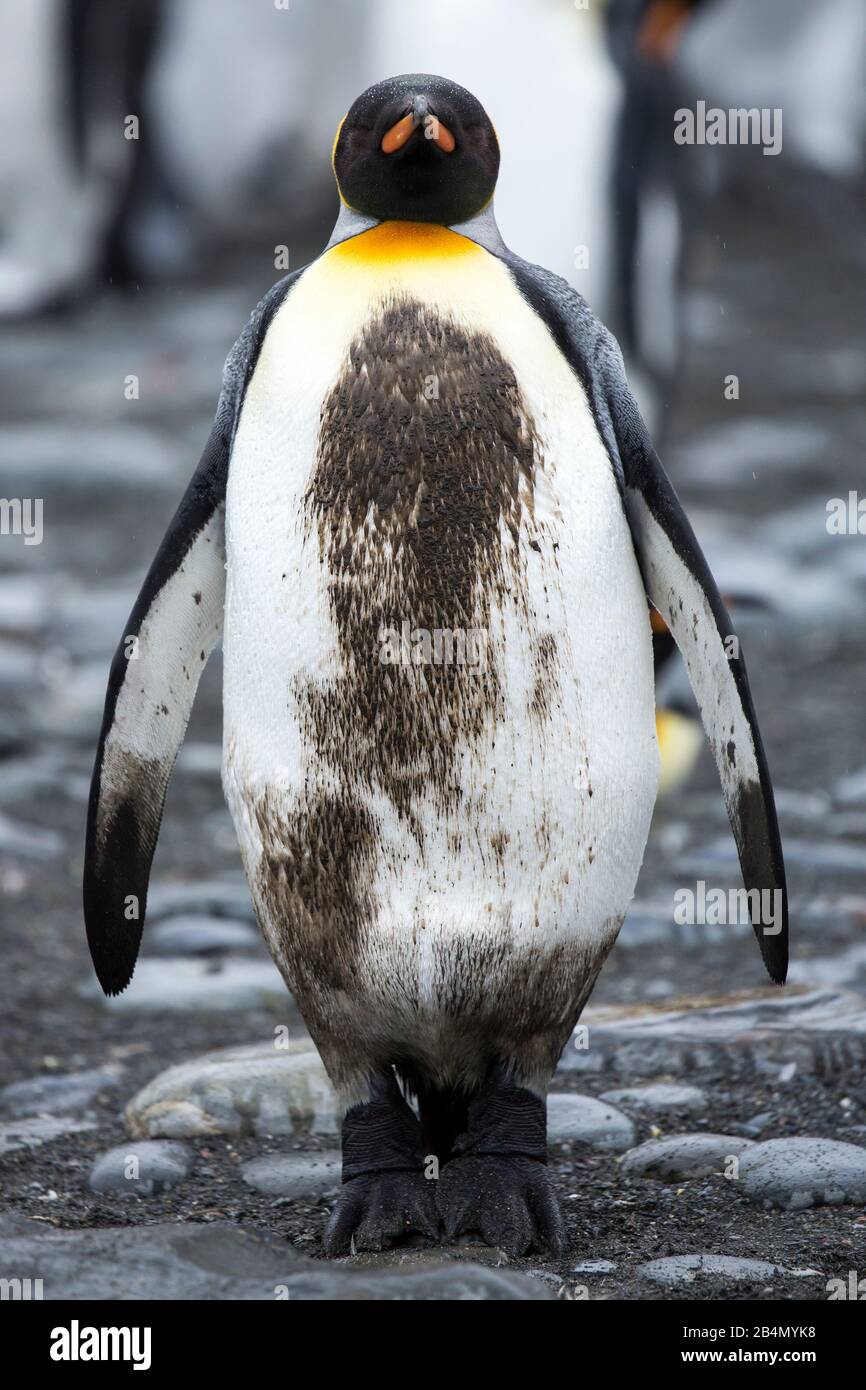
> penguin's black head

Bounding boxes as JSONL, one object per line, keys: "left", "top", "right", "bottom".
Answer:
{"left": 333, "top": 74, "right": 500, "bottom": 226}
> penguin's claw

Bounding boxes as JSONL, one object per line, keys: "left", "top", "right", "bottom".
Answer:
{"left": 437, "top": 1155, "right": 564, "bottom": 1257}
{"left": 322, "top": 1170, "right": 440, "bottom": 1256}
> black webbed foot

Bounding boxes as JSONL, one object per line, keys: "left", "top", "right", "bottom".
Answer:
{"left": 323, "top": 1168, "right": 440, "bottom": 1255}
{"left": 436, "top": 1076, "right": 563, "bottom": 1256}
{"left": 437, "top": 1153, "right": 562, "bottom": 1255}
{"left": 323, "top": 1071, "right": 440, "bottom": 1255}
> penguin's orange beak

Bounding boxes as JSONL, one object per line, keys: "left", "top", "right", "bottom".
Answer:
{"left": 381, "top": 106, "right": 456, "bottom": 155}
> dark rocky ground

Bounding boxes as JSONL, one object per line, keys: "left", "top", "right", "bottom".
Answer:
{"left": 1, "top": 165, "right": 865, "bottom": 1300}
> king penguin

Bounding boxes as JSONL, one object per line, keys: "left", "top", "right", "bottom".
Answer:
{"left": 84, "top": 74, "right": 787, "bottom": 1257}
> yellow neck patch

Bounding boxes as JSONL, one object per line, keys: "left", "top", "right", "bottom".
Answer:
{"left": 327, "top": 221, "right": 483, "bottom": 267}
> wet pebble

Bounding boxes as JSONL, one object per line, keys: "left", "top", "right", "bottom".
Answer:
{"left": 0, "top": 1067, "right": 119, "bottom": 1118}
{"left": 737, "top": 1111, "right": 775, "bottom": 1137}
{"left": 0, "top": 642, "right": 42, "bottom": 694}
{"left": 600, "top": 1083, "right": 707, "bottom": 1114}
{"left": 788, "top": 942, "right": 866, "bottom": 991}
{"left": 0, "top": 754, "right": 65, "bottom": 805}
{"left": 637, "top": 1253, "right": 783, "bottom": 1286}
{"left": 833, "top": 766, "right": 866, "bottom": 808}
{"left": 175, "top": 742, "right": 223, "bottom": 776}
{"left": 561, "top": 988, "right": 866, "bottom": 1078}
{"left": 0, "top": 1115, "right": 97, "bottom": 1154}
{"left": 680, "top": 836, "right": 866, "bottom": 876}
{"left": 620, "top": 1133, "right": 754, "bottom": 1181}
{"left": 570, "top": 1259, "right": 617, "bottom": 1275}
{"left": 0, "top": 811, "right": 64, "bottom": 860}
{"left": 148, "top": 915, "right": 259, "bottom": 957}
{"left": 125, "top": 1040, "right": 335, "bottom": 1140}
{"left": 34, "top": 661, "right": 109, "bottom": 739}
{"left": 547, "top": 1093, "right": 635, "bottom": 1151}
{"left": 0, "top": 1216, "right": 554, "bottom": 1300}
{"left": 146, "top": 879, "right": 254, "bottom": 923}
{"left": 738, "top": 1137, "right": 866, "bottom": 1210}
{"left": 83, "top": 957, "right": 286, "bottom": 1013}
{"left": 241, "top": 1151, "right": 341, "bottom": 1199}
{"left": 89, "top": 1140, "right": 192, "bottom": 1197}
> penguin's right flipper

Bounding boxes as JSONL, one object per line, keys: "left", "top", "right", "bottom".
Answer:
{"left": 83, "top": 421, "right": 229, "bottom": 996}
{"left": 500, "top": 252, "right": 787, "bottom": 985}
{"left": 84, "top": 270, "right": 304, "bottom": 995}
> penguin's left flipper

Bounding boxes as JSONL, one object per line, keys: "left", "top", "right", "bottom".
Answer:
{"left": 616, "top": 389, "right": 787, "bottom": 983}
{"left": 502, "top": 254, "right": 787, "bottom": 984}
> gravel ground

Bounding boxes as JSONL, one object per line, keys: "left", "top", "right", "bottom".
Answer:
{"left": 1, "top": 166, "right": 865, "bottom": 1300}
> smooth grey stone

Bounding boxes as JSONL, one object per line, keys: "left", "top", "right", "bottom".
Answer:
{"left": 0, "top": 1116, "right": 97, "bottom": 1155}
{"left": 175, "top": 742, "right": 223, "bottom": 776}
{"left": 834, "top": 766, "right": 866, "bottom": 807}
{"left": 828, "top": 812, "right": 866, "bottom": 838}
{"left": 700, "top": 534, "right": 854, "bottom": 625}
{"left": 547, "top": 1093, "right": 635, "bottom": 1152}
{"left": 637, "top": 1254, "right": 783, "bottom": 1286}
{"left": 82, "top": 958, "right": 286, "bottom": 1013}
{"left": 0, "top": 641, "right": 42, "bottom": 694}
{"left": 600, "top": 1083, "right": 707, "bottom": 1114}
{"left": 772, "top": 788, "right": 833, "bottom": 824}
{"left": 146, "top": 879, "right": 255, "bottom": 923}
{"left": 679, "top": 836, "right": 866, "bottom": 876}
{"left": 570, "top": 1259, "right": 617, "bottom": 1275}
{"left": 559, "top": 988, "right": 866, "bottom": 1079}
{"left": 789, "top": 943, "right": 866, "bottom": 991}
{"left": 738, "top": 1112, "right": 774, "bottom": 1136}
{"left": 0, "top": 811, "right": 63, "bottom": 859}
{"left": 0, "top": 574, "right": 52, "bottom": 634}
{"left": 620, "top": 1134, "right": 754, "bottom": 1181}
{"left": 0, "top": 754, "right": 65, "bottom": 805}
{"left": 616, "top": 915, "right": 676, "bottom": 948}
{"left": 738, "top": 1138, "right": 866, "bottom": 1210}
{"left": 0, "top": 1217, "right": 553, "bottom": 1300}
{"left": 89, "top": 1141, "right": 192, "bottom": 1197}
{"left": 338, "top": 1248, "right": 556, "bottom": 1300}
{"left": 34, "top": 661, "right": 110, "bottom": 739}
{"left": 616, "top": 903, "right": 752, "bottom": 952}
{"left": 0, "top": 1068, "right": 119, "bottom": 1118}
{"left": 148, "top": 915, "right": 258, "bottom": 957}
{"left": 0, "top": 424, "right": 183, "bottom": 489}
{"left": 51, "top": 588, "right": 136, "bottom": 660}
{"left": 125, "top": 1041, "right": 335, "bottom": 1140}
{"left": 241, "top": 1151, "right": 341, "bottom": 1198}
{"left": 682, "top": 419, "right": 826, "bottom": 486}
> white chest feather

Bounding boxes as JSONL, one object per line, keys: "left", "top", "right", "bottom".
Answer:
{"left": 221, "top": 226, "right": 658, "bottom": 1040}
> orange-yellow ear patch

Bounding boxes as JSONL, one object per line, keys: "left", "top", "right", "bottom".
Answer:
{"left": 331, "top": 114, "right": 347, "bottom": 172}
